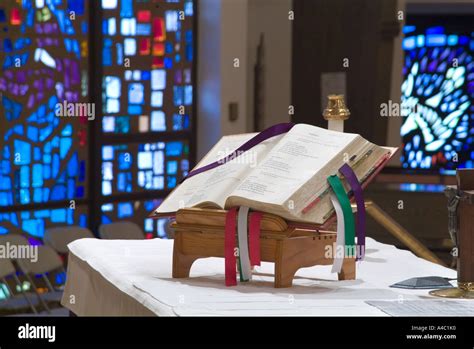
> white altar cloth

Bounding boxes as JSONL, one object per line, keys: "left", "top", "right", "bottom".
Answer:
{"left": 61, "top": 237, "right": 459, "bottom": 316}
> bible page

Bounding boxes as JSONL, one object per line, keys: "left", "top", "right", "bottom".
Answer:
{"left": 155, "top": 132, "right": 284, "bottom": 214}
{"left": 227, "top": 124, "right": 359, "bottom": 206}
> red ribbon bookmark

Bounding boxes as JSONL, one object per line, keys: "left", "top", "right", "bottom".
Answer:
{"left": 225, "top": 207, "right": 238, "bottom": 286}
{"left": 249, "top": 212, "right": 263, "bottom": 266}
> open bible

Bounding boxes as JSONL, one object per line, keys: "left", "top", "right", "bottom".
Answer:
{"left": 151, "top": 124, "right": 397, "bottom": 225}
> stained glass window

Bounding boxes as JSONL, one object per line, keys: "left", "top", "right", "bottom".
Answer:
{"left": 0, "top": 1, "right": 196, "bottom": 239}
{"left": 101, "top": 140, "right": 189, "bottom": 195}
{"left": 401, "top": 19, "right": 474, "bottom": 171}
{"left": 0, "top": 206, "right": 88, "bottom": 238}
{"left": 101, "top": 0, "right": 194, "bottom": 134}
{"left": 0, "top": 0, "right": 89, "bottom": 237}
{"left": 98, "top": 0, "right": 195, "bottom": 237}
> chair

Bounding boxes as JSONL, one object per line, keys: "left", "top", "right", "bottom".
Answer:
{"left": 0, "top": 258, "right": 38, "bottom": 314}
{"left": 98, "top": 221, "right": 145, "bottom": 240}
{"left": 44, "top": 226, "right": 95, "bottom": 254}
{"left": 15, "top": 245, "right": 66, "bottom": 306}
{"left": 0, "top": 234, "right": 51, "bottom": 312}
{"left": 0, "top": 233, "right": 31, "bottom": 246}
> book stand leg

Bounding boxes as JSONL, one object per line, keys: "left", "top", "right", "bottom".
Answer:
{"left": 171, "top": 208, "right": 356, "bottom": 288}
{"left": 273, "top": 238, "right": 355, "bottom": 287}
{"left": 172, "top": 231, "right": 199, "bottom": 278}
{"left": 337, "top": 257, "right": 356, "bottom": 281}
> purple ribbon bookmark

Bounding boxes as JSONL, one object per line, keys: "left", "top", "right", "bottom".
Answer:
{"left": 339, "top": 163, "right": 366, "bottom": 260}
{"left": 182, "top": 123, "right": 295, "bottom": 182}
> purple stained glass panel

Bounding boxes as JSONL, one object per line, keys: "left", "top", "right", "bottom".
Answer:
{"left": 0, "top": 1, "right": 89, "bottom": 210}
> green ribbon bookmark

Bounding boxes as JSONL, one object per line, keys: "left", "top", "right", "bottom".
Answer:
{"left": 327, "top": 175, "right": 355, "bottom": 257}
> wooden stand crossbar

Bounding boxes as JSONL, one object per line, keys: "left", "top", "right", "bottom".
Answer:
{"left": 171, "top": 208, "right": 355, "bottom": 288}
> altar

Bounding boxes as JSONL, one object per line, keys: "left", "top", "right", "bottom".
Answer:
{"left": 61, "top": 237, "right": 461, "bottom": 316}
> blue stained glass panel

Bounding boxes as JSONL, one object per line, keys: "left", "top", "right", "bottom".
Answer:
{"left": 401, "top": 21, "right": 474, "bottom": 170}
{"left": 0, "top": 206, "right": 88, "bottom": 237}
{"left": 120, "top": 0, "right": 134, "bottom": 18}
{"left": 101, "top": 140, "right": 188, "bottom": 195}
{"left": 102, "top": 0, "right": 118, "bottom": 10}
{"left": 117, "top": 202, "right": 133, "bottom": 218}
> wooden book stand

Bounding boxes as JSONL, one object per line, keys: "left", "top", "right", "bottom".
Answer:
{"left": 171, "top": 208, "right": 355, "bottom": 288}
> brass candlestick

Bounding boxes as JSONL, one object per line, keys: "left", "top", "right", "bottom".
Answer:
{"left": 323, "top": 95, "right": 350, "bottom": 132}
{"left": 429, "top": 282, "right": 474, "bottom": 299}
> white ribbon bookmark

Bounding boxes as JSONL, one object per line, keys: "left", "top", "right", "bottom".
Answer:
{"left": 330, "top": 192, "right": 346, "bottom": 273}
{"left": 237, "top": 206, "right": 252, "bottom": 281}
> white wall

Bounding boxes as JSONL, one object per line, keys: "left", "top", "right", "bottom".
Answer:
{"left": 197, "top": 0, "right": 223, "bottom": 160}
{"left": 220, "top": 0, "right": 249, "bottom": 136}
{"left": 246, "top": 0, "right": 292, "bottom": 130}
{"left": 197, "top": 0, "right": 248, "bottom": 160}
{"left": 197, "top": 0, "right": 292, "bottom": 160}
